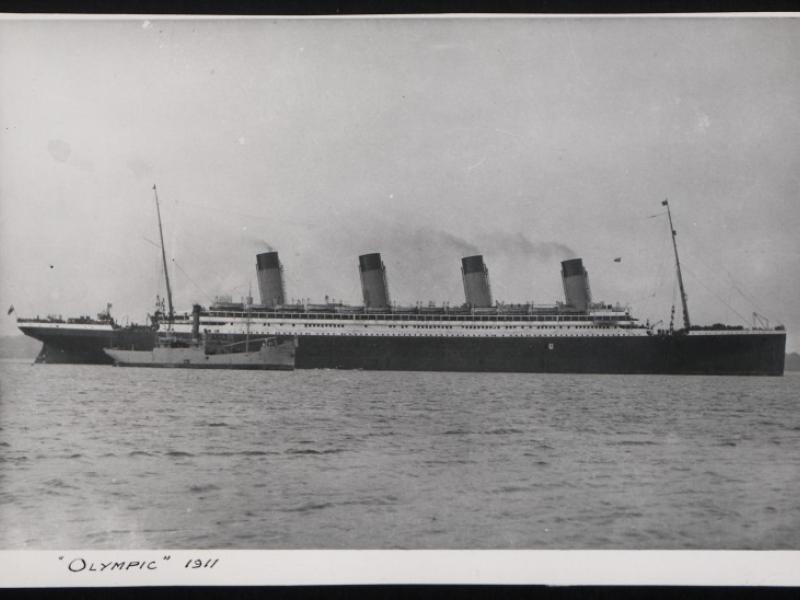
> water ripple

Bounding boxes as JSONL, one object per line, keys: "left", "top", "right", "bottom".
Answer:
{"left": 1, "top": 361, "right": 798, "bottom": 549}
{"left": 282, "top": 501, "right": 335, "bottom": 513}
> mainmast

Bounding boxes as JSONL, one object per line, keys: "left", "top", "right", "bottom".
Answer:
{"left": 662, "top": 199, "right": 691, "bottom": 330}
{"left": 153, "top": 184, "right": 175, "bottom": 325}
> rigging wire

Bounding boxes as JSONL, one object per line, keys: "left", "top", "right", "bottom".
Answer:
{"left": 630, "top": 214, "right": 673, "bottom": 317}
{"left": 647, "top": 205, "right": 781, "bottom": 326}
{"left": 141, "top": 236, "right": 160, "bottom": 249}
{"left": 159, "top": 198, "right": 314, "bottom": 305}
{"left": 142, "top": 235, "right": 214, "bottom": 305}
{"left": 681, "top": 263, "right": 751, "bottom": 326}
{"left": 171, "top": 259, "right": 216, "bottom": 305}
{"left": 653, "top": 219, "right": 673, "bottom": 304}
{"left": 723, "top": 269, "right": 784, "bottom": 324}
{"left": 719, "top": 262, "right": 781, "bottom": 323}
{"left": 680, "top": 235, "right": 782, "bottom": 324}
{"left": 229, "top": 280, "right": 257, "bottom": 303}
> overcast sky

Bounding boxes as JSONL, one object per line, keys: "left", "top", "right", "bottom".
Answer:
{"left": 1, "top": 16, "right": 798, "bottom": 351}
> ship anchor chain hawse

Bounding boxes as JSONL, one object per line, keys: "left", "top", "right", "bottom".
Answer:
{"left": 15, "top": 194, "right": 786, "bottom": 375}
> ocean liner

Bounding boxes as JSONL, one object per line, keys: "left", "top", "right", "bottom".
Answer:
{"left": 16, "top": 198, "right": 786, "bottom": 375}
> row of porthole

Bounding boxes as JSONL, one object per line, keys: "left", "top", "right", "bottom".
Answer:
{"left": 248, "top": 322, "right": 630, "bottom": 331}
{"left": 209, "top": 324, "right": 641, "bottom": 336}
{"left": 264, "top": 331, "right": 644, "bottom": 338}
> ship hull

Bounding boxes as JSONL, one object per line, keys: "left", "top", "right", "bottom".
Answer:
{"left": 104, "top": 340, "right": 295, "bottom": 370}
{"left": 109, "top": 363, "right": 293, "bottom": 370}
{"left": 17, "top": 324, "right": 785, "bottom": 375}
{"left": 291, "top": 332, "right": 785, "bottom": 375}
{"left": 17, "top": 324, "right": 156, "bottom": 364}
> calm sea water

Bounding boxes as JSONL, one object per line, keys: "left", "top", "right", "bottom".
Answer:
{"left": 1, "top": 359, "right": 798, "bottom": 549}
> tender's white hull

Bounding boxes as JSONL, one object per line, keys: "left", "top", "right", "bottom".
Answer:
{"left": 104, "top": 340, "right": 295, "bottom": 370}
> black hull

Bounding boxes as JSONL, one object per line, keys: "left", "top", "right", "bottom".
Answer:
{"left": 19, "top": 326, "right": 156, "bottom": 365}
{"left": 293, "top": 333, "right": 786, "bottom": 375}
{"left": 19, "top": 325, "right": 786, "bottom": 375}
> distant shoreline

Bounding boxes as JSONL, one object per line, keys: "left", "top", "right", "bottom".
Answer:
{"left": 0, "top": 335, "right": 41, "bottom": 360}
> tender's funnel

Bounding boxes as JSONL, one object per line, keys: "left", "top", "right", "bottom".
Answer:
{"left": 256, "top": 251, "right": 286, "bottom": 308}
{"left": 191, "top": 304, "right": 201, "bottom": 340}
{"left": 359, "top": 253, "right": 390, "bottom": 309}
{"left": 462, "top": 255, "right": 493, "bottom": 308}
{"left": 561, "top": 258, "right": 592, "bottom": 312}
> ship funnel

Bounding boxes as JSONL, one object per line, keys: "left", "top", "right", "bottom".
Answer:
{"left": 256, "top": 251, "right": 286, "bottom": 308}
{"left": 461, "top": 255, "right": 493, "bottom": 308}
{"left": 358, "top": 253, "right": 390, "bottom": 309}
{"left": 561, "top": 258, "right": 592, "bottom": 312}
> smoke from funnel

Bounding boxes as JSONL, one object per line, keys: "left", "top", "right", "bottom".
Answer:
{"left": 250, "top": 239, "right": 274, "bottom": 252}
{"left": 480, "top": 232, "right": 576, "bottom": 261}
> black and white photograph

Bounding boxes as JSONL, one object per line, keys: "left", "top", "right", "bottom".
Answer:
{"left": 0, "top": 13, "right": 798, "bottom": 585}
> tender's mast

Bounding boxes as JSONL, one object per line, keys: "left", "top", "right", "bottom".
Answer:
{"left": 153, "top": 184, "right": 175, "bottom": 326}
{"left": 662, "top": 199, "right": 691, "bottom": 330}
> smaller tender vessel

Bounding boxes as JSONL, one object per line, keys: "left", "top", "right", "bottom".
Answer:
{"left": 103, "top": 185, "right": 296, "bottom": 370}
{"left": 104, "top": 304, "right": 296, "bottom": 370}
{"left": 104, "top": 328, "right": 295, "bottom": 370}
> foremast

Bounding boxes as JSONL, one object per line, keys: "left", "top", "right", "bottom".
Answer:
{"left": 662, "top": 199, "right": 691, "bottom": 331}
